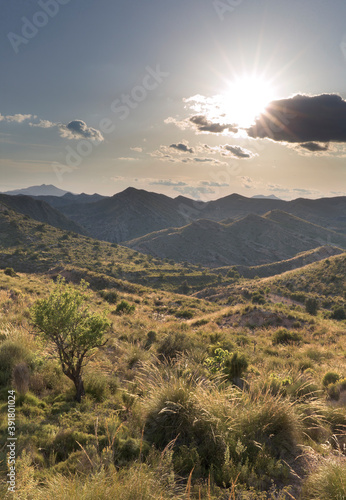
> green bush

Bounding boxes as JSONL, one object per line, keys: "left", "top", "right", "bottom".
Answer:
{"left": 252, "top": 292, "right": 266, "bottom": 305}
{"left": 84, "top": 372, "right": 109, "bottom": 402}
{"left": 4, "top": 267, "right": 17, "bottom": 277}
{"left": 331, "top": 305, "right": 346, "bottom": 320}
{"left": 272, "top": 329, "right": 301, "bottom": 345}
{"left": 144, "top": 382, "right": 227, "bottom": 475}
{"left": 322, "top": 371, "right": 340, "bottom": 387}
{"left": 113, "top": 437, "right": 150, "bottom": 466}
{"left": 157, "top": 332, "right": 193, "bottom": 361}
{"left": 305, "top": 297, "right": 318, "bottom": 315}
{"left": 0, "top": 340, "right": 32, "bottom": 386}
{"left": 114, "top": 300, "right": 135, "bottom": 315}
{"left": 98, "top": 289, "right": 118, "bottom": 304}
{"left": 205, "top": 347, "right": 248, "bottom": 382}
{"left": 51, "top": 429, "right": 96, "bottom": 462}
{"left": 175, "top": 309, "right": 194, "bottom": 319}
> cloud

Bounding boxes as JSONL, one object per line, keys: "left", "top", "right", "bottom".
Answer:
{"left": 173, "top": 185, "right": 215, "bottom": 198}
{"left": 0, "top": 113, "right": 35, "bottom": 123}
{"left": 29, "top": 119, "right": 57, "bottom": 129}
{"left": 221, "top": 144, "right": 257, "bottom": 159}
{"left": 200, "top": 181, "right": 228, "bottom": 187}
{"left": 117, "top": 157, "right": 139, "bottom": 161}
{"left": 60, "top": 120, "right": 104, "bottom": 142}
{"left": 149, "top": 179, "right": 188, "bottom": 187}
{"left": 299, "top": 142, "right": 329, "bottom": 152}
{"left": 189, "top": 115, "right": 237, "bottom": 134}
{"left": 247, "top": 94, "right": 346, "bottom": 146}
{"left": 130, "top": 146, "right": 143, "bottom": 152}
{"left": 169, "top": 142, "right": 194, "bottom": 153}
{"left": 192, "top": 157, "right": 214, "bottom": 163}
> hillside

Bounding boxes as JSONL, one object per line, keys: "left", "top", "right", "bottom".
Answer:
{"left": 216, "top": 245, "right": 344, "bottom": 279}
{"left": 58, "top": 187, "right": 193, "bottom": 242}
{"left": 0, "top": 248, "right": 345, "bottom": 499}
{"left": 0, "top": 207, "right": 222, "bottom": 292}
{"left": 196, "top": 251, "right": 346, "bottom": 310}
{"left": 125, "top": 211, "right": 346, "bottom": 267}
{"left": 0, "top": 194, "right": 85, "bottom": 234}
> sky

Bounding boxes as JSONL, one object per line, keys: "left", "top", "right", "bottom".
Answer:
{"left": 1, "top": 0, "right": 346, "bottom": 200}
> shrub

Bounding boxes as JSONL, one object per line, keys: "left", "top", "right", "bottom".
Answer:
{"left": 305, "top": 297, "right": 318, "bottom": 315}
{"left": 205, "top": 347, "right": 248, "bottom": 382}
{"left": 175, "top": 309, "right": 194, "bottom": 319}
{"left": 84, "top": 372, "right": 109, "bottom": 402}
{"left": 144, "top": 380, "right": 227, "bottom": 475}
{"left": 113, "top": 437, "right": 150, "bottom": 466}
{"left": 224, "top": 351, "right": 248, "bottom": 380}
{"left": 114, "top": 300, "right": 135, "bottom": 315}
{"left": 272, "top": 329, "right": 301, "bottom": 345}
{"left": 301, "top": 459, "right": 346, "bottom": 499}
{"left": 12, "top": 362, "right": 30, "bottom": 394}
{"left": 98, "top": 289, "right": 118, "bottom": 304}
{"left": 331, "top": 305, "right": 346, "bottom": 320}
{"left": 51, "top": 429, "right": 96, "bottom": 462}
{"left": 0, "top": 340, "right": 32, "bottom": 386}
{"left": 157, "top": 332, "right": 193, "bottom": 361}
{"left": 322, "top": 371, "right": 340, "bottom": 387}
{"left": 4, "top": 267, "right": 17, "bottom": 277}
{"left": 252, "top": 292, "right": 266, "bottom": 305}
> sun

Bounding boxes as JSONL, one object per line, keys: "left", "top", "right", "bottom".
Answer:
{"left": 221, "top": 76, "right": 276, "bottom": 129}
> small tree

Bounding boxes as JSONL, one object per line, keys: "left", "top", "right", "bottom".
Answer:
{"left": 30, "top": 277, "right": 110, "bottom": 402}
{"left": 305, "top": 297, "right": 318, "bottom": 316}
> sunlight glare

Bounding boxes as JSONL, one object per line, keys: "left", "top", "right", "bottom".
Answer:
{"left": 222, "top": 76, "right": 276, "bottom": 128}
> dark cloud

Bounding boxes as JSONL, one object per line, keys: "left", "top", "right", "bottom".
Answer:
{"left": 223, "top": 145, "right": 254, "bottom": 159}
{"left": 169, "top": 143, "right": 194, "bottom": 153}
{"left": 189, "top": 115, "right": 238, "bottom": 134}
{"left": 60, "top": 120, "right": 104, "bottom": 142}
{"left": 247, "top": 94, "right": 346, "bottom": 145}
{"left": 299, "top": 142, "right": 329, "bottom": 152}
{"left": 193, "top": 157, "right": 214, "bottom": 162}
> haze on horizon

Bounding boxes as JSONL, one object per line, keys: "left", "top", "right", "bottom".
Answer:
{"left": 1, "top": 0, "right": 346, "bottom": 201}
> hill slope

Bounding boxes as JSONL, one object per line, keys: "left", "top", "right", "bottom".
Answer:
{"left": 0, "top": 206, "right": 221, "bottom": 292}
{"left": 125, "top": 211, "right": 346, "bottom": 267}
{"left": 58, "top": 187, "right": 193, "bottom": 242}
{"left": 0, "top": 194, "right": 85, "bottom": 234}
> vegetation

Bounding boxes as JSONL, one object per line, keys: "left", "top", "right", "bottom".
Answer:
{"left": 0, "top": 207, "right": 345, "bottom": 499}
{"left": 30, "top": 277, "right": 110, "bottom": 402}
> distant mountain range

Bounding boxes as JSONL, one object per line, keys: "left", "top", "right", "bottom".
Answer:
{"left": 53, "top": 188, "right": 346, "bottom": 244}
{"left": 2, "top": 184, "right": 70, "bottom": 197}
{"left": 2, "top": 185, "right": 346, "bottom": 268}
{"left": 252, "top": 194, "right": 281, "bottom": 200}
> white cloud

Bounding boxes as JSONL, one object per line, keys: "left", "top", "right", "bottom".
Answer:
{"left": 59, "top": 120, "right": 104, "bottom": 143}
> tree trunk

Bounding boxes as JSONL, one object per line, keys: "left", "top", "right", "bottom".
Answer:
{"left": 74, "top": 375, "right": 85, "bottom": 403}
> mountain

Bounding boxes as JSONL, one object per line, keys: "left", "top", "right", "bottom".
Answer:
{"left": 32, "top": 192, "right": 107, "bottom": 210}
{"left": 0, "top": 194, "right": 85, "bottom": 234}
{"left": 0, "top": 205, "right": 220, "bottom": 292}
{"left": 25, "top": 187, "right": 346, "bottom": 244}
{"left": 3, "top": 184, "right": 70, "bottom": 197}
{"left": 252, "top": 194, "right": 281, "bottom": 200}
{"left": 58, "top": 187, "right": 193, "bottom": 242}
{"left": 124, "top": 211, "right": 346, "bottom": 267}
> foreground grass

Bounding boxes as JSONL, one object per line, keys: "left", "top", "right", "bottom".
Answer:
{"left": 0, "top": 267, "right": 345, "bottom": 499}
